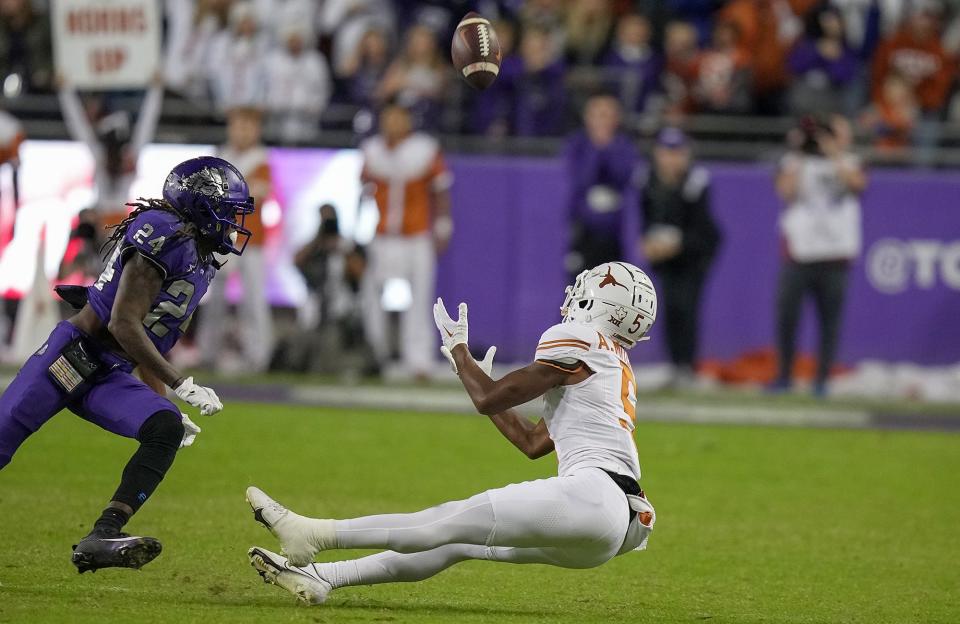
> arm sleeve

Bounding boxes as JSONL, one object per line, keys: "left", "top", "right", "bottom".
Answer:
{"left": 58, "top": 86, "right": 98, "bottom": 149}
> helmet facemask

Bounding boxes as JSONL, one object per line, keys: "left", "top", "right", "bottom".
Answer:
{"left": 200, "top": 195, "right": 254, "bottom": 255}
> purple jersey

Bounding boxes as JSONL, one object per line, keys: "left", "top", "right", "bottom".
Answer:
{"left": 87, "top": 210, "right": 216, "bottom": 355}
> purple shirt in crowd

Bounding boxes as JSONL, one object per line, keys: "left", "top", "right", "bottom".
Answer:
{"left": 87, "top": 210, "right": 216, "bottom": 355}
{"left": 563, "top": 130, "right": 640, "bottom": 239}
{"left": 601, "top": 47, "right": 663, "bottom": 113}
{"left": 787, "top": 40, "right": 858, "bottom": 86}
{"left": 511, "top": 59, "right": 567, "bottom": 136}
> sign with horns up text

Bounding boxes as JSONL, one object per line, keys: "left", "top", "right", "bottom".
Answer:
{"left": 52, "top": 0, "right": 160, "bottom": 89}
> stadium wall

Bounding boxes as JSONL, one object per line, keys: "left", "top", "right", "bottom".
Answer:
{"left": 2, "top": 142, "right": 958, "bottom": 365}
{"left": 438, "top": 156, "right": 960, "bottom": 366}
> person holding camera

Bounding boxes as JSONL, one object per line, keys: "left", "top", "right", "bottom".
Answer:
{"left": 772, "top": 115, "right": 867, "bottom": 397}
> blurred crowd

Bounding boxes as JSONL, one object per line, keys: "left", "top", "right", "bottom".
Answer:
{"left": 3, "top": 0, "right": 960, "bottom": 152}
{"left": 0, "top": 0, "right": 944, "bottom": 392}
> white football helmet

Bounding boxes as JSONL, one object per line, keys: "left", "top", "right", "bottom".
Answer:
{"left": 561, "top": 262, "right": 657, "bottom": 349}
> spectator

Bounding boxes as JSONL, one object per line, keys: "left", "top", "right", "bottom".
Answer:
{"left": 787, "top": 5, "right": 859, "bottom": 115}
{"left": 163, "top": 0, "right": 232, "bottom": 103}
{"left": 518, "top": 0, "right": 567, "bottom": 40}
{"left": 565, "top": 0, "right": 615, "bottom": 66}
{"left": 292, "top": 205, "right": 373, "bottom": 375}
{"left": 322, "top": 0, "right": 395, "bottom": 79}
{"left": 860, "top": 72, "right": 918, "bottom": 153}
{"left": 601, "top": 13, "right": 662, "bottom": 114}
{"left": 265, "top": 19, "right": 332, "bottom": 144}
{"left": 469, "top": 18, "right": 521, "bottom": 136}
{"left": 360, "top": 103, "right": 453, "bottom": 380}
{"left": 639, "top": 127, "right": 720, "bottom": 388}
{"left": 376, "top": 24, "right": 446, "bottom": 130}
{"left": 57, "top": 73, "right": 163, "bottom": 228}
{"left": 0, "top": 0, "right": 52, "bottom": 95}
{"left": 0, "top": 107, "right": 24, "bottom": 168}
{"left": 512, "top": 25, "right": 567, "bottom": 136}
{"left": 208, "top": 1, "right": 270, "bottom": 111}
{"left": 661, "top": 20, "right": 701, "bottom": 118}
{"left": 199, "top": 106, "right": 275, "bottom": 372}
{"left": 871, "top": 2, "right": 954, "bottom": 118}
{"left": 772, "top": 115, "right": 868, "bottom": 397}
{"left": 252, "top": 0, "right": 317, "bottom": 36}
{"left": 340, "top": 27, "right": 392, "bottom": 110}
{"left": 691, "top": 20, "right": 753, "bottom": 114}
{"left": 720, "top": 0, "right": 802, "bottom": 114}
{"left": 295, "top": 204, "right": 347, "bottom": 329}
{"left": 665, "top": 0, "right": 725, "bottom": 45}
{"left": 563, "top": 94, "right": 639, "bottom": 279}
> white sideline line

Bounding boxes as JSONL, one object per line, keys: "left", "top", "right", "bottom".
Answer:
{"left": 0, "top": 373, "right": 871, "bottom": 430}
{"left": 291, "top": 386, "right": 871, "bottom": 429}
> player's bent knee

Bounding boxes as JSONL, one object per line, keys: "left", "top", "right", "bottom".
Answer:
{"left": 137, "top": 410, "right": 184, "bottom": 449}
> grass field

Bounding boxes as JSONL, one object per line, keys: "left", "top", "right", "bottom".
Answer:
{"left": 1, "top": 402, "right": 958, "bottom": 623}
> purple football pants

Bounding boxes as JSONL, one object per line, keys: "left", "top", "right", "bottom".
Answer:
{"left": 0, "top": 321, "right": 178, "bottom": 469}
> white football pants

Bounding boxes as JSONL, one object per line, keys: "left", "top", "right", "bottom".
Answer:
{"left": 361, "top": 234, "right": 436, "bottom": 376}
{"left": 301, "top": 468, "right": 653, "bottom": 590}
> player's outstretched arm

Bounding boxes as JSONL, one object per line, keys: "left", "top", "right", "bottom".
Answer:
{"left": 451, "top": 346, "right": 569, "bottom": 416}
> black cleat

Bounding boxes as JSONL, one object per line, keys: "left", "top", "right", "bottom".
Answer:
{"left": 71, "top": 529, "right": 162, "bottom": 574}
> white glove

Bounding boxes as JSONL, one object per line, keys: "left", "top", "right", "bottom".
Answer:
{"left": 174, "top": 376, "right": 223, "bottom": 416}
{"left": 179, "top": 412, "right": 201, "bottom": 448}
{"left": 433, "top": 298, "right": 468, "bottom": 351}
{"left": 441, "top": 345, "right": 496, "bottom": 376}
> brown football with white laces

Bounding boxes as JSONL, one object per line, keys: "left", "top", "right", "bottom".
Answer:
{"left": 451, "top": 12, "right": 501, "bottom": 90}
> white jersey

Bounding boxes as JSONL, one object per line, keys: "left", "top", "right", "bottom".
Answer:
{"left": 779, "top": 153, "right": 862, "bottom": 262}
{"left": 535, "top": 321, "right": 641, "bottom": 481}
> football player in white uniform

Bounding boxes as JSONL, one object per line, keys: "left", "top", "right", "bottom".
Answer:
{"left": 245, "top": 261, "right": 659, "bottom": 605}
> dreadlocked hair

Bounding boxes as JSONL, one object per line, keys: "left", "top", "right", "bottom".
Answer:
{"left": 100, "top": 198, "right": 198, "bottom": 260}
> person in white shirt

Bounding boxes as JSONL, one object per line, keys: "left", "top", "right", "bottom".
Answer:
{"left": 208, "top": 1, "right": 269, "bottom": 111}
{"left": 265, "top": 19, "right": 332, "bottom": 144}
{"left": 243, "top": 262, "right": 659, "bottom": 606}
{"left": 773, "top": 115, "right": 868, "bottom": 397}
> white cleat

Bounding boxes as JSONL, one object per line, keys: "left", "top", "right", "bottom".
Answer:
{"left": 245, "top": 486, "right": 334, "bottom": 566}
{"left": 248, "top": 546, "right": 332, "bottom": 606}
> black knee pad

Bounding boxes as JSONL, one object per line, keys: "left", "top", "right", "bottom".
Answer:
{"left": 137, "top": 410, "right": 184, "bottom": 449}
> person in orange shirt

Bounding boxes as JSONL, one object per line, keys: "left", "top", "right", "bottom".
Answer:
{"left": 360, "top": 103, "right": 453, "bottom": 380}
{"left": 719, "top": 0, "right": 801, "bottom": 113}
{"left": 871, "top": 4, "right": 954, "bottom": 116}
{"left": 691, "top": 21, "right": 753, "bottom": 114}
{"left": 199, "top": 106, "right": 274, "bottom": 372}
{"left": 861, "top": 73, "right": 919, "bottom": 154}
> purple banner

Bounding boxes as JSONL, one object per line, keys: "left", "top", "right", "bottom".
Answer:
{"left": 439, "top": 157, "right": 960, "bottom": 365}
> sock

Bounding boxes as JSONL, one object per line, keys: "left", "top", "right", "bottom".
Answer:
{"left": 93, "top": 507, "right": 130, "bottom": 535}
{"left": 103, "top": 410, "right": 183, "bottom": 523}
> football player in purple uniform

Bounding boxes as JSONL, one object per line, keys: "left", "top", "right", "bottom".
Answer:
{"left": 0, "top": 156, "right": 253, "bottom": 573}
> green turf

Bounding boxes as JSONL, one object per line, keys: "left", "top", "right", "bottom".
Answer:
{"left": 1, "top": 404, "right": 958, "bottom": 623}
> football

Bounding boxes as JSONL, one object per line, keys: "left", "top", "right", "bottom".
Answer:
{"left": 451, "top": 12, "right": 501, "bottom": 90}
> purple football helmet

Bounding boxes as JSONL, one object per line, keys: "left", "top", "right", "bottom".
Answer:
{"left": 162, "top": 156, "right": 254, "bottom": 255}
